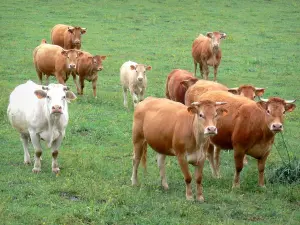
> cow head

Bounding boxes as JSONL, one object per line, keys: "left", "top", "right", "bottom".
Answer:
{"left": 206, "top": 32, "right": 226, "bottom": 52}
{"left": 67, "top": 26, "right": 87, "bottom": 46}
{"left": 34, "top": 84, "right": 77, "bottom": 115}
{"left": 88, "top": 55, "right": 106, "bottom": 71}
{"left": 130, "top": 64, "right": 152, "bottom": 83}
{"left": 61, "top": 50, "right": 83, "bottom": 70}
{"left": 228, "top": 85, "right": 265, "bottom": 100}
{"left": 188, "top": 101, "right": 228, "bottom": 136}
{"left": 257, "top": 97, "right": 296, "bottom": 133}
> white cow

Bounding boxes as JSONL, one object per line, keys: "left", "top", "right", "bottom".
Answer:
{"left": 120, "top": 61, "right": 152, "bottom": 107}
{"left": 7, "top": 80, "right": 76, "bottom": 173}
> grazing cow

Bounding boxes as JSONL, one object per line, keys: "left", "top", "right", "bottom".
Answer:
{"left": 192, "top": 32, "right": 226, "bottom": 81}
{"left": 72, "top": 51, "right": 106, "bottom": 98}
{"left": 198, "top": 91, "right": 296, "bottom": 187}
{"left": 120, "top": 61, "right": 152, "bottom": 108}
{"left": 7, "top": 81, "right": 77, "bottom": 173}
{"left": 51, "top": 24, "right": 87, "bottom": 50}
{"left": 131, "top": 97, "right": 227, "bottom": 201}
{"left": 33, "top": 42, "right": 83, "bottom": 85}
{"left": 165, "top": 69, "right": 198, "bottom": 104}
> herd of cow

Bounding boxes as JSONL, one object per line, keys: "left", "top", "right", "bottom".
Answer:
{"left": 6, "top": 25, "right": 297, "bottom": 202}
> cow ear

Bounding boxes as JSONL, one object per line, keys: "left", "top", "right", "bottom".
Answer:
{"left": 61, "top": 50, "right": 68, "bottom": 56}
{"left": 68, "top": 27, "right": 74, "bottom": 33}
{"left": 221, "top": 33, "right": 227, "bottom": 39}
{"left": 146, "top": 65, "right": 152, "bottom": 71}
{"left": 81, "top": 28, "right": 87, "bottom": 34}
{"left": 66, "top": 91, "right": 77, "bottom": 102}
{"left": 187, "top": 105, "right": 198, "bottom": 114}
{"left": 285, "top": 103, "right": 296, "bottom": 112}
{"left": 34, "top": 90, "right": 47, "bottom": 99}
{"left": 255, "top": 88, "right": 265, "bottom": 97}
{"left": 130, "top": 65, "right": 136, "bottom": 70}
{"left": 77, "top": 51, "right": 84, "bottom": 57}
{"left": 100, "top": 55, "right": 106, "bottom": 60}
{"left": 206, "top": 32, "right": 213, "bottom": 38}
{"left": 181, "top": 78, "right": 198, "bottom": 89}
{"left": 216, "top": 108, "right": 228, "bottom": 117}
{"left": 257, "top": 101, "right": 268, "bottom": 110}
{"left": 228, "top": 88, "right": 239, "bottom": 95}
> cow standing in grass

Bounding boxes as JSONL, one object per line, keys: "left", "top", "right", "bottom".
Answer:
{"left": 131, "top": 97, "right": 227, "bottom": 201}
{"left": 7, "top": 81, "right": 77, "bottom": 173}
{"left": 192, "top": 32, "right": 226, "bottom": 81}
{"left": 120, "top": 61, "right": 152, "bottom": 108}
{"left": 72, "top": 51, "right": 106, "bottom": 98}
{"left": 51, "top": 24, "right": 87, "bottom": 50}
{"left": 198, "top": 91, "right": 296, "bottom": 187}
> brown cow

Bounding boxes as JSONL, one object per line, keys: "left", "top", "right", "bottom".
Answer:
{"left": 72, "top": 51, "right": 106, "bottom": 98}
{"left": 185, "top": 82, "right": 266, "bottom": 170}
{"left": 33, "top": 42, "right": 83, "bottom": 85}
{"left": 165, "top": 69, "right": 198, "bottom": 104}
{"left": 131, "top": 97, "right": 227, "bottom": 201}
{"left": 198, "top": 91, "right": 296, "bottom": 187}
{"left": 192, "top": 32, "right": 226, "bottom": 81}
{"left": 51, "top": 24, "right": 87, "bottom": 50}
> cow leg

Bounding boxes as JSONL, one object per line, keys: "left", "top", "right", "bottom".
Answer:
{"left": 36, "top": 71, "right": 43, "bottom": 84}
{"left": 257, "top": 152, "right": 270, "bottom": 187}
{"left": 79, "top": 77, "right": 85, "bottom": 95}
{"left": 56, "top": 73, "right": 66, "bottom": 85}
{"left": 201, "top": 61, "right": 209, "bottom": 80}
{"left": 193, "top": 60, "right": 198, "bottom": 77}
{"left": 214, "top": 146, "right": 222, "bottom": 178}
{"left": 72, "top": 73, "right": 80, "bottom": 94}
{"left": 232, "top": 150, "right": 245, "bottom": 188}
{"left": 213, "top": 65, "right": 218, "bottom": 81}
{"left": 206, "top": 143, "right": 218, "bottom": 178}
{"left": 30, "top": 133, "right": 43, "bottom": 173}
{"left": 132, "top": 92, "right": 139, "bottom": 108}
{"left": 51, "top": 136, "right": 63, "bottom": 174}
{"left": 20, "top": 133, "right": 31, "bottom": 165}
{"left": 122, "top": 87, "right": 128, "bottom": 107}
{"left": 157, "top": 153, "right": 169, "bottom": 190}
{"left": 243, "top": 155, "right": 248, "bottom": 165}
{"left": 45, "top": 75, "right": 50, "bottom": 85}
{"left": 194, "top": 152, "right": 206, "bottom": 202}
{"left": 92, "top": 78, "right": 97, "bottom": 98}
{"left": 177, "top": 154, "right": 193, "bottom": 200}
{"left": 131, "top": 140, "right": 146, "bottom": 186}
{"left": 199, "top": 63, "right": 204, "bottom": 79}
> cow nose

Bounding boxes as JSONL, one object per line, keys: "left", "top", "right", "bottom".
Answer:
{"left": 272, "top": 123, "right": 283, "bottom": 131}
{"left": 98, "top": 66, "right": 103, "bottom": 71}
{"left": 70, "top": 64, "right": 76, "bottom": 69}
{"left": 52, "top": 105, "right": 62, "bottom": 113}
{"left": 206, "top": 126, "right": 217, "bottom": 134}
{"left": 138, "top": 77, "right": 143, "bottom": 81}
{"left": 74, "top": 40, "right": 80, "bottom": 44}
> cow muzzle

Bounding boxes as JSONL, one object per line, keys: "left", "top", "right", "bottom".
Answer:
{"left": 204, "top": 126, "right": 218, "bottom": 135}
{"left": 69, "top": 64, "right": 76, "bottom": 69}
{"left": 137, "top": 77, "right": 143, "bottom": 82}
{"left": 97, "top": 66, "right": 103, "bottom": 71}
{"left": 271, "top": 123, "right": 283, "bottom": 132}
{"left": 51, "top": 105, "right": 63, "bottom": 114}
{"left": 74, "top": 40, "right": 81, "bottom": 45}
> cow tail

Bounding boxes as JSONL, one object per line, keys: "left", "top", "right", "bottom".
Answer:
{"left": 165, "top": 76, "right": 170, "bottom": 99}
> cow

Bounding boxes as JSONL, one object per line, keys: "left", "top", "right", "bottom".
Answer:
{"left": 72, "top": 51, "right": 106, "bottom": 98}
{"left": 33, "top": 42, "right": 83, "bottom": 85}
{"left": 198, "top": 91, "right": 296, "bottom": 187}
{"left": 185, "top": 82, "right": 266, "bottom": 170}
{"left": 131, "top": 97, "right": 227, "bottom": 201}
{"left": 51, "top": 24, "right": 87, "bottom": 50}
{"left": 192, "top": 32, "right": 226, "bottom": 81}
{"left": 7, "top": 80, "right": 77, "bottom": 173}
{"left": 165, "top": 69, "right": 198, "bottom": 104}
{"left": 120, "top": 61, "right": 152, "bottom": 108}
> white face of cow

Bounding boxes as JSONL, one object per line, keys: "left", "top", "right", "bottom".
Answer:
{"left": 130, "top": 64, "right": 152, "bottom": 83}
{"left": 206, "top": 32, "right": 226, "bottom": 52}
{"left": 34, "top": 84, "right": 77, "bottom": 116}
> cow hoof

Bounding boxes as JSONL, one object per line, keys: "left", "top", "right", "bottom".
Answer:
{"left": 196, "top": 196, "right": 205, "bottom": 203}
{"left": 32, "top": 168, "right": 41, "bottom": 173}
{"left": 259, "top": 185, "right": 266, "bottom": 188}
{"left": 232, "top": 183, "right": 240, "bottom": 189}
{"left": 52, "top": 167, "right": 60, "bottom": 174}
{"left": 186, "top": 195, "right": 194, "bottom": 201}
{"left": 162, "top": 183, "right": 169, "bottom": 190}
{"left": 24, "top": 160, "right": 31, "bottom": 165}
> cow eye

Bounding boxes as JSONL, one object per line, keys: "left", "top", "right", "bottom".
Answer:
{"left": 47, "top": 95, "right": 51, "bottom": 100}
{"left": 199, "top": 113, "right": 204, "bottom": 118}
{"left": 62, "top": 96, "right": 66, "bottom": 100}
{"left": 283, "top": 110, "right": 286, "bottom": 115}
{"left": 267, "top": 109, "right": 270, "bottom": 115}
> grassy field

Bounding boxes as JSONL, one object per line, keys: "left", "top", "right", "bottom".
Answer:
{"left": 0, "top": 0, "right": 300, "bottom": 224}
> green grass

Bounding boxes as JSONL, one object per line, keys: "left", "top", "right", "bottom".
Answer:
{"left": 1, "top": 0, "right": 300, "bottom": 224}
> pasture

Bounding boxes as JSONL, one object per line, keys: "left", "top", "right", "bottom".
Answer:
{"left": 0, "top": 0, "right": 299, "bottom": 224}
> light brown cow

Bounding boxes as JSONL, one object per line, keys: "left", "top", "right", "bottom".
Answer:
{"left": 198, "top": 91, "right": 296, "bottom": 187}
{"left": 33, "top": 42, "right": 83, "bottom": 85}
{"left": 131, "top": 97, "right": 227, "bottom": 201}
{"left": 165, "top": 69, "right": 198, "bottom": 104}
{"left": 72, "top": 51, "right": 106, "bottom": 98}
{"left": 51, "top": 24, "right": 87, "bottom": 50}
{"left": 192, "top": 32, "right": 226, "bottom": 81}
{"left": 228, "top": 85, "right": 265, "bottom": 101}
